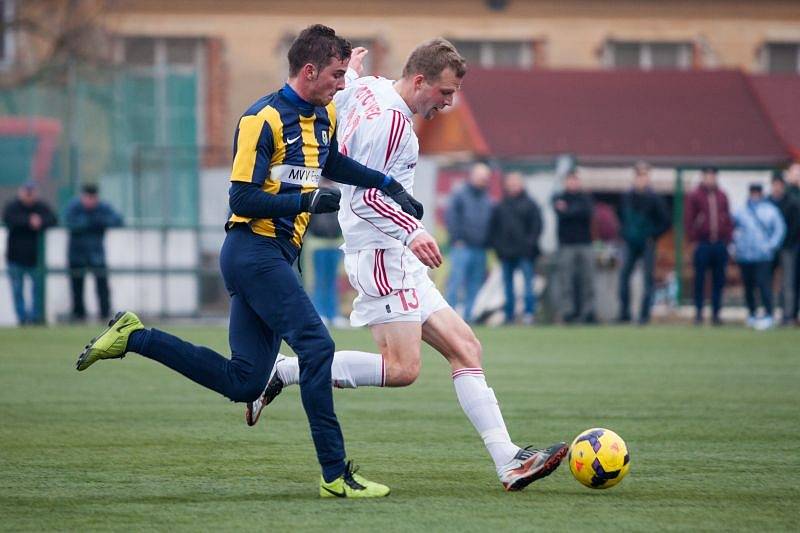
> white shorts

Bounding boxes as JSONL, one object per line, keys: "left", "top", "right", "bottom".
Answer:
{"left": 343, "top": 247, "right": 450, "bottom": 327}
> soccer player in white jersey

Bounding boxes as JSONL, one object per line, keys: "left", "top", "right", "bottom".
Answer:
{"left": 246, "top": 39, "right": 567, "bottom": 491}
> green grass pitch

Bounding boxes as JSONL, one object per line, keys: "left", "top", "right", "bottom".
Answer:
{"left": 1, "top": 324, "right": 798, "bottom": 531}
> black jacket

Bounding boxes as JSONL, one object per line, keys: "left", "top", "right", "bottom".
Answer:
{"left": 619, "top": 189, "right": 671, "bottom": 248}
{"left": 489, "top": 193, "right": 543, "bottom": 260}
{"left": 3, "top": 199, "right": 57, "bottom": 267}
{"left": 771, "top": 193, "right": 800, "bottom": 249}
{"left": 552, "top": 191, "right": 593, "bottom": 245}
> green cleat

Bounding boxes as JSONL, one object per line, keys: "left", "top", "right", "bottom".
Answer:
{"left": 319, "top": 461, "right": 390, "bottom": 498}
{"left": 75, "top": 311, "right": 144, "bottom": 371}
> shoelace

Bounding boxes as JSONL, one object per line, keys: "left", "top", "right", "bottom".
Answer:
{"left": 516, "top": 445, "right": 542, "bottom": 461}
{"left": 343, "top": 461, "right": 367, "bottom": 490}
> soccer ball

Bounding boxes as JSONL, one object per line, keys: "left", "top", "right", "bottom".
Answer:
{"left": 568, "top": 428, "right": 630, "bottom": 489}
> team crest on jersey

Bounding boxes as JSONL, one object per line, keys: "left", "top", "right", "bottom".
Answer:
{"left": 321, "top": 130, "right": 329, "bottom": 145}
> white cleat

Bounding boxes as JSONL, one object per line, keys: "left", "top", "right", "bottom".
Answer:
{"left": 245, "top": 355, "right": 286, "bottom": 427}
{"left": 498, "top": 442, "right": 569, "bottom": 491}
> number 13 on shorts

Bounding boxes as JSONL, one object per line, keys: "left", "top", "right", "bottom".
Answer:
{"left": 397, "top": 289, "right": 419, "bottom": 311}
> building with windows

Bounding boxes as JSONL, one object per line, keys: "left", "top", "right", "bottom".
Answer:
{"left": 1, "top": 0, "right": 799, "bottom": 322}
{"left": 91, "top": 0, "right": 800, "bottom": 141}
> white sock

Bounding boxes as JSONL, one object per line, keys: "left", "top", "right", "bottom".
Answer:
{"left": 275, "top": 351, "right": 385, "bottom": 388}
{"left": 452, "top": 368, "right": 520, "bottom": 472}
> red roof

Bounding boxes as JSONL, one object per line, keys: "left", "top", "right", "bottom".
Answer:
{"left": 749, "top": 74, "right": 800, "bottom": 160}
{"left": 458, "top": 68, "right": 792, "bottom": 166}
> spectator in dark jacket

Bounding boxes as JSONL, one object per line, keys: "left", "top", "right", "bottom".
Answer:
{"left": 64, "top": 184, "right": 123, "bottom": 321}
{"left": 684, "top": 167, "right": 734, "bottom": 325}
{"left": 3, "top": 182, "right": 57, "bottom": 324}
{"left": 786, "top": 162, "right": 800, "bottom": 323}
{"left": 553, "top": 170, "right": 595, "bottom": 323}
{"left": 770, "top": 174, "right": 800, "bottom": 325}
{"left": 489, "top": 172, "right": 543, "bottom": 324}
{"left": 617, "top": 162, "right": 671, "bottom": 324}
{"left": 308, "top": 178, "right": 344, "bottom": 327}
{"left": 445, "top": 162, "right": 494, "bottom": 323}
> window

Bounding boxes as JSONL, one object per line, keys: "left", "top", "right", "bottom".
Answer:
{"left": 120, "top": 37, "right": 205, "bottom": 146}
{"left": 118, "top": 37, "right": 206, "bottom": 225}
{"left": 449, "top": 39, "right": 534, "bottom": 69}
{"left": 603, "top": 41, "right": 693, "bottom": 70}
{"left": 0, "top": 0, "right": 15, "bottom": 69}
{"left": 762, "top": 43, "right": 800, "bottom": 74}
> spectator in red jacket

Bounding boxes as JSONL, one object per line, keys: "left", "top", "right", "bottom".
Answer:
{"left": 684, "top": 167, "right": 734, "bottom": 325}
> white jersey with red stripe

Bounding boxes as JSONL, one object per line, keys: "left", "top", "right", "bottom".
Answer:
{"left": 334, "top": 73, "right": 425, "bottom": 253}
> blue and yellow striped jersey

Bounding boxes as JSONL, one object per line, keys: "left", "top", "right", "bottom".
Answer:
{"left": 228, "top": 84, "right": 336, "bottom": 248}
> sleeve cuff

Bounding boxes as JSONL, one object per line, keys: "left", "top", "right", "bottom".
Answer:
{"left": 346, "top": 67, "right": 360, "bottom": 83}
{"left": 403, "top": 227, "right": 426, "bottom": 246}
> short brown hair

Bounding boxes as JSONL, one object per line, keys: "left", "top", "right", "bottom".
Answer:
{"left": 288, "top": 24, "right": 352, "bottom": 77}
{"left": 402, "top": 38, "right": 467, "bottom": 81}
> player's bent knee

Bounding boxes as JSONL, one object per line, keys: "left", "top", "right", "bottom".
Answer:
{"left": 392, "top": 367, "right": 419, "bottom": 387}
{"left": 386, "top": 357, "right": 421, "bottom": 387}
{"left": 229, "top": 374, "right": 269, "bottom": 403}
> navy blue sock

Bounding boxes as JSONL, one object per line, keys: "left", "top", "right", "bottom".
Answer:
{"left": 126, "top": 329, "right": 150, "bottom": 354}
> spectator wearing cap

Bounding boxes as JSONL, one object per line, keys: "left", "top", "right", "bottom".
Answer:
{"left": 617, "top": 162, "right": 671, "bottom": 324}
{"left": 733, "top": 183, "right": 785, "bottom": 329}
{"left": 769, "top": 174, "right": 800, "bottom": 325}
{"left": 64, "top": 184, "right": 123, "bottom": 321}
{"left": 2, "top": 182, "right": 57, "bottom": 324}
{"left": 685, "top": 167, "right": 734, "bottom": 325}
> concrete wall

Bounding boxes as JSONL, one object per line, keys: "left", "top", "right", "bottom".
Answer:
{"left": 0, "top": 228, "right": 199, "bottom": 326}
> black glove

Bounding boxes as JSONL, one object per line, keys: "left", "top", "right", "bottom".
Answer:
{"left": 381, "top": 178, "right": 424, "bottom": 220}
{"left": 300, "top": 187, "right": 341, "bottom": 214}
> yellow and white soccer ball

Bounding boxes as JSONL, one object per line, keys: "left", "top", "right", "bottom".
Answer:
{"left": 569, "top": 428, "right": 630, "bottom": 489}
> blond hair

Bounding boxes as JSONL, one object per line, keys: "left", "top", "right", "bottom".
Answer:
{"left": 402, "top": 38, "right": 467, "bottom": 81}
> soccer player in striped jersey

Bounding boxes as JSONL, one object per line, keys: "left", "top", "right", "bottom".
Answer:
{"left": 74, "top": 25, "right": 426, "bottom": 498}
{"left": 247, "top": 39, "right": 568, "bottom": 492}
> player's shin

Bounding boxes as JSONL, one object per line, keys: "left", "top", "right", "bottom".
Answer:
{"left": 452, "top": 368, "right": 520, "bottom": 472}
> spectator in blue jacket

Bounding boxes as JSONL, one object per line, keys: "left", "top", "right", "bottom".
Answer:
{"left": 445, "top": 162, "right": 494, "bottom": 323}
{"left": 64, "top": 184, "right": 123, "bottom": 321}
{"left": 733, "top": 183, "right": 785, "bottom": 329}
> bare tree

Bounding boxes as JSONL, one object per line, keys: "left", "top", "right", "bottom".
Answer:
{"left": 0, "top": 0, "right": 112, "bottom": 88}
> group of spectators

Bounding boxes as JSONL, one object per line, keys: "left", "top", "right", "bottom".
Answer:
{"left": 3, "top": 182, "right": 123, "bottom": 325}
{"left": 443, "top": 161, "right": 800, "bottom": 328}
{"left": 685, "top": 164, "right": 799, "bottom": 329}
{"left": 5, "top": 161, "right": 799, "bottom": 329}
